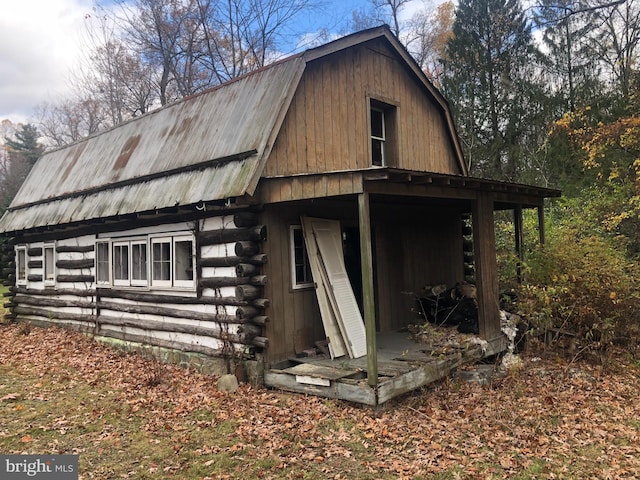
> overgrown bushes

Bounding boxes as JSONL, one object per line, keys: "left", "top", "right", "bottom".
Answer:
{"left": 497, "top": 197, "right": 640, "bottom": 354}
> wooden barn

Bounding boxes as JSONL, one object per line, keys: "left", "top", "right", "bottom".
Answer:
{"left": 0, "top": 26, "right": 559, "bottom": 405}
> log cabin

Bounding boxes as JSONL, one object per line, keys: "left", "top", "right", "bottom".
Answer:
{"left": 0, "top": 26, "right": 559, "bottom": 405}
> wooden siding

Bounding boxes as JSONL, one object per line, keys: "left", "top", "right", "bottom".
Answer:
{"left": 260, "top": 198, "right": 466, "bottom": 364}
{"left": 264, "top": 39, "right": 460, "bottom": 179}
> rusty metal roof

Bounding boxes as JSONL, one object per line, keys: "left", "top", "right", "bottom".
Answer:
{"left": 0, "top": 55, "right": 305, "bottom": 233}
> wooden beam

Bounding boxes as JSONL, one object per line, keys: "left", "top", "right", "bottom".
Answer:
{"left": 358, "top": 193, "right": 378, "bottom": 387}
{"left": 514, "top": 205, "right": 524, "bottom": 284}
{"left": 472, "top": 192, "right": 500, "bottom": 340}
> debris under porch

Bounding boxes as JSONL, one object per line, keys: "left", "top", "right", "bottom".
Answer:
{"left": 264, "top": 329, "right": 507, "bottom": 406}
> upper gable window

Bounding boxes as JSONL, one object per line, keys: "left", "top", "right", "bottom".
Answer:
{"left": 370, "top": 99, "right": 397, "bottom": 167}
{"left": 371, "top": 108, "right": 386, "bottom": 166}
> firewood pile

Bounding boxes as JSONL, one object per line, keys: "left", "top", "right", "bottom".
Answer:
{"left": 415, "top": 282, "right": 479, "bottom": 334}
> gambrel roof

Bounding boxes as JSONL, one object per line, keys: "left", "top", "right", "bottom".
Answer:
{"left": 0, "top": 26, "right": 466, "bottom": 234}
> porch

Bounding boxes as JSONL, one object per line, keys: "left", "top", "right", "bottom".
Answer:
{"left": 264, "top": 329, "right": 507, "bottom": 406}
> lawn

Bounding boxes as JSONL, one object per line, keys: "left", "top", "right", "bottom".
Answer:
{"left": 1, "top": 322, "right": 640, "bottom": 479}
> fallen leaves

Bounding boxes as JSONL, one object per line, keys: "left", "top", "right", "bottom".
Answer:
{"left": 1, "top": 323, "right": 640, "bottom": 478}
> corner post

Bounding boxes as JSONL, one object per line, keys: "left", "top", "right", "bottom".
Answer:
{"left": 472, "top": 191, "right": 500, "bottom": 339}
{"left": 358, "top": 192, "right": 378, "bottom": 387}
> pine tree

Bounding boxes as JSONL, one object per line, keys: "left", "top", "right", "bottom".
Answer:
{"left": 441, "top": 0, "right": 548, "bottom": 181}
{"left": 1, "top": 124, "right": 44, "bottom": 212}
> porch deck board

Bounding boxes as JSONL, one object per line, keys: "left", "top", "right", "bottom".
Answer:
{"left": 265, "top": 331, "right": 507, "bottom": 405}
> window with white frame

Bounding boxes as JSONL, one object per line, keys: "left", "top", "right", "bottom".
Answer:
{"left": 44, "top": 243, "right": 55, "bottom": 286}
{"left": 370, "top": 99, "right": 397, "bottom": 167}
{"left": 370, "top": 107, "right": 386, "bottom": 166}
{"left": 173, "top": 236, "right": 194, "bottom": 287}
{"left": 16, "top": 247, "right": 27, "bottom": 285}
{"left": 151, "top": 237, "right": 172, "bottom": 287}
{"left": 96, "top": 241, "right": 110, "bottom": 285}
{"left": 95, "top": 233, "right": 194, "bottom": 289}
{"left": 290, "top": 225, "right": 313, "bottom": 289}
{"left": 131, "top": 240, "right": 148, "bottom": 286}
{"left": 113, "top": 241, "right": 130, "bottom": 286}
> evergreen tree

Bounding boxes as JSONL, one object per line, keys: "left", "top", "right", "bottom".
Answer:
{"left": 1, "top": 124, "right": 44, "bottom": 213}
{"left": 441, "top": 0, "right": 548, "bottom": 181}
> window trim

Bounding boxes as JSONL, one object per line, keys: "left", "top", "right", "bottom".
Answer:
{"left": 150, "top": 236, "right": 172, "bottom": 288}
{"left": 290, "top": 225, "right": 313, "bottom": 290}
{"left": 173, "top": 235, "right": 195, "bottom": 289}
{"left": 16, "top": 246, "right": 27, "bottom": 286}
{"left": 43, "top": 243, "right": 56, "bottom": 286}
{"left": 130, "top": 239, "right": 149, "bottom": 287}
{"left": 96, "top": 240, "right": 111, "bottom": 286}
{"left": 112, "top": 240, "right": 131, "bottom": 287}
{"left": 370, "top": 107, "right": 386, "bottom": 167}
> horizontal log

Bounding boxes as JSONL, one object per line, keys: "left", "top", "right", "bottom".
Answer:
{"left": 27, "top": 274, "right": 43, "bottom": 282}
{"left": 236, "top": 306, "right": 260, "bottom": 320}
{"left": 27, "top": 247, "right": 42, "bottom": 257}
{"left": 235, "top": 241, "right": 259, "bottom": 257}
{"left": 97, "top": 314, "right": 256, "bottom": 339}
{"left": 98, "top": 300, "right": 243, "bottom": 323}
{"left": 199, "top": 277, "right": 249, "bottom": 289}
{"left": 57, "top": 274, "right": 95, "bottom": 283}
{"left": 4, "top": 302, "right": 14, "bottom": 309}
{"left": 252, "top": 336, "right": 269, "bottom": 348}
{"left": 94, "top": 330, "right": 233, "bottom": 358}
{"left": 233, "top": 212, "right": 260, "bottom": 228}
{"left": 14, "top": 305, "right": 96, "bottom": 324}
{"left": 235, "top": 285, "right": 261, "bottom": 301}
{"left": 15, "top": 286, "right": 97, "bottom": 297}
{"left": 199, "top": 225, "right": 266, "bottom": 246}
{"left": 252, "top": 298, "right": 270, "bottom": 309}
{"left": 14, "top": 295, "right": 94, "bottom": 309}
{"left": 251, "top": 316, "right": 269, "bottom": 326}
{"left": 236, "top": 263, "right": 260, "bottom": 277}
{"left": 56, "top": 245, "right": 94, "bottom": 253}
{"left": 3, "top": 280, "right": 15, "bottom": 287}
{"left": 56, "top": 259, "right": 94, "bottom": 269}
{"left": 27, "top": 260, "right": 42, "bottom": 269}
{"left": 3, "top": 289, "right": 15, "bottom": 297}
{"left": 97, "top": 288, "right": 249, "bottom": 307}
{"left": 198, "top": 254, "right": 267, "bottom": 268}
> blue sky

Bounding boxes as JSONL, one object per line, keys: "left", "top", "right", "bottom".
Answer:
{"left": 0, "top": 0, "right": 426, "bottom": 124}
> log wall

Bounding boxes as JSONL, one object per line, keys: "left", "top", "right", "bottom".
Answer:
{"left": 4, "top": 211, "right": 268, "bottom": 361}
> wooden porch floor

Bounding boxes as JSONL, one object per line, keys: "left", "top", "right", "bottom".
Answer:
{"left": 264, "top": 330, "right": 507, "bottom": 405}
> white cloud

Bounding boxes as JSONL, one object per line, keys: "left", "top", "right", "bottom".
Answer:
{"left": 0, "top": 0, "right": 94, "bottom": 124}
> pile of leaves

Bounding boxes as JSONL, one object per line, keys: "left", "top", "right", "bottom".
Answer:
{"left": 2, "top": 323, "right": 640, "bottom": 479}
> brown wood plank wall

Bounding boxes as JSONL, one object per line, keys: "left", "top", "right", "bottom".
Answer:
{"left": 264, "top": 39, "right": 460, "bottom": 180}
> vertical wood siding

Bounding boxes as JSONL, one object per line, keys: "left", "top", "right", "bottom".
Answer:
{"left": 265, "top": 39, "right": 460, "bottom": 179}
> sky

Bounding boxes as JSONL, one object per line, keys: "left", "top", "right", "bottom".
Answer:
{"left": 1, "top": 0, "right": 435, "bottom": 126}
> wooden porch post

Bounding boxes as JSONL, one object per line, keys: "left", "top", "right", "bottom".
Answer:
{"left": 472, "top": 191, "right": 500, "bottom": 339}
{"left": 514, "top": 205, "right": 524, "bottom": 284}
{"left": 358, "top": 192, "right": 378, "bottom": 387}
{"left": 537, "top": 204, "right": 546, "bottom": 245}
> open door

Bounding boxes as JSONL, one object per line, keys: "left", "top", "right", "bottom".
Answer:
{"left": 302, "top": 217, "right": 367, "bottom": 359}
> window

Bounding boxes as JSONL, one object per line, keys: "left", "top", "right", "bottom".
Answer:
{"left": 370, "top": 108, "right": 386, "bottom": 166}
{"left": 96, "top": 233, "right": 194, "bottom": 289}
{"left": 290, "top": 225, "right": 313, "bottom": 289}
{"left": 370, "top": 99, "right": 397, "bottom": 167}
{"left": 16, "top": 247, "right": 27, "bottom": 285}
{"left": 173, "top": 236, "right": 194, "bottom": 287}
{"left": 131, "top": 241, "right": 148, "bottom": 286}
{"left": 151, "top": 237, "right": 172, "bottom": 287}
{"left": 113, "top": 241, "right": 130, "bottom": 286}
{"left": 44, "top": 244, "right": 55, "bottom": 286}
{"left": 96, "top": 241, "right": 110, "bottom": 285}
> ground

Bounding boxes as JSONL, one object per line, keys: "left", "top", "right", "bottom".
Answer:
{"left": 1, "top": 322, "right": 640, "bottom": 479}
